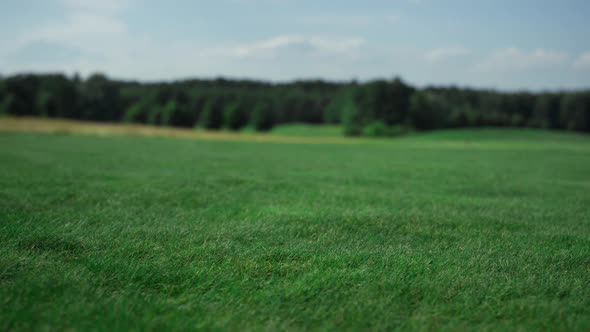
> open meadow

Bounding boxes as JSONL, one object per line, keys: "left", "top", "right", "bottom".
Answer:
{"left": 1, "top": 121, "right": 589, "bottom": 331}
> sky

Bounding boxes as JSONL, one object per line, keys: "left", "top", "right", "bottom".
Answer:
{"left": 1, "top": 0, "right": 589, "bottom": 90}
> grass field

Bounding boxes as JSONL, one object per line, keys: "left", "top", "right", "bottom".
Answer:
{"left": 1, "top": 121, "right": 590, "bottom": 330}
{"left": 270, "top": 123, "right": 343, "bottom": 137}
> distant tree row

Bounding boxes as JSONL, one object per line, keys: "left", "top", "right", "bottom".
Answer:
{"left": 0, "top": 73, "right": 589, "bottom": 135}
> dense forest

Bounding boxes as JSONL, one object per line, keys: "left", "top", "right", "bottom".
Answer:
{"left": 0, "top": 73, "right": 589, "bottom": 135}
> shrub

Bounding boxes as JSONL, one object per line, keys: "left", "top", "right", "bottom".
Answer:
{"left": 362, "top": 121, "right": 388, "bottom": 137}
{"left": 362, "top": 122, "right": 408, "bottom": 138}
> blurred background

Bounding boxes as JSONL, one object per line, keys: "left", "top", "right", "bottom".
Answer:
{"left": 0, "top": 0, "right": 589, "bottom": 134}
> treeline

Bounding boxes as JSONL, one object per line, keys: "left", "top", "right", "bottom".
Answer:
{"left": 0, "top": 73, "right": 589, "bottom": 135}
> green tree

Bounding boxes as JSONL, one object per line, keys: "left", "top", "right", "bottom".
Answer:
{"left": 408, "top": 92, "right": 450, "bottom": 131}
{"left": 0, "top": 94, "right": 13, "bottom": 115}
{"left": 147, "top": 104, "right": 163, "bottom": 125}
{"left": 36, "top": 91, "right": 53, "bottom": 117}
{"left": 38, "top": 74, "right": 79, "bottom": 119}
{"left": 355, "top": 78, "right": 413, "bottom": 126}
{"left": 160, "top": 100, "right": 177, "bottom": 126}
{"left": 200, "top": 98, "right": 224, "bottom": 130}
{"left": 529, "top": 95, "right": 554, "bottom": 128}
{"left": 3, "top": 75, "right": 39, "bottom": 116}
{"left": 560, "top": 93, "right": 589, "bottom": 132}
{"left": 224, "top": 102, "right": 247, "bottom": 131}
{"left": 123, "top": 101, "right": 147, "bottom": 123}
{"left": 449, "top": 105, "right": 477, "bottom": 128}
{"left": 342, "top": 98, "right": 362, "bottom": 136}
{"left": 250, "top": 102, "right": 274, "bottom": 132}
{"left": 323, "top": 89, "right": 354, "bottom": 124}
{"left": 80, "top": 73, "right": 121, "bottom": 121}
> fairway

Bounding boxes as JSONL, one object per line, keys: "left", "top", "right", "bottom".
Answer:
{"left": 1, "top": 129, "right": 589, "bottom": 331}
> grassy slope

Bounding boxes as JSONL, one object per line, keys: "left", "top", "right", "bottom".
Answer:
{"left": 0, "top": 129, "right": 589, "bottom": 331}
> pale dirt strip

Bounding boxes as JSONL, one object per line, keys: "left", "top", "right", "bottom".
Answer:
{"left": 0, "top": 117, "right": 353, "bottom": 144}
{"left": 1, "top": 117, "right": 588, "bottom": 152}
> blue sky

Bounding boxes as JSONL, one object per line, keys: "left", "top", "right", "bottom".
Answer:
{"left": 1, "top": 0, "right": 589, "bottom": 90}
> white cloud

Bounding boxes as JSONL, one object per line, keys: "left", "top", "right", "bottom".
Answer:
{"left": 5, "top": 0, "right": 137, "bottom": 72}
{"left": 476, "top": 48, "right": 568, "bottom": 71}
{"left": 21, "top": 12, "right": 126, "bottom": 45}
{"left": 574, "top": 52, "right": 590, "bottom": 69}
{"left": 1, "top": 1, "right": 584, "bottom": 89}
{"left": 424, "top": 46, "right": 471, "bottom": 63}
{"left": 234, "top": 35, "right": 365, "bottom": 58}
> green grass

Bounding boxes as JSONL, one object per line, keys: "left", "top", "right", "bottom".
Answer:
{"left": 1, "top": 129, "right": 589, "bottom": 331}
{"left": 271, "top": 123, "right": 343, "bottom": 137}
{"left": 414, "top": 127, "right": 590, "bottom": 142}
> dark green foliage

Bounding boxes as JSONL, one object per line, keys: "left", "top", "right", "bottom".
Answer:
{"left": 0, "top": 73, "right": 590, "bottom": 133}
{"left": 0, "top": 96, "right": 9, "bottom": 115}
{"left": 531, "top": 94, "right": 561, "bottom": 129}
{"left": 362, "top": 121, "right": 388, "bottom": 137}
{"left": 355, "top": 78, "right": 414, "bottom": 126}
{"left": 147, "top": 104, "right": 162, "bottom": 125}
{"left": 449, "top": 105, "right": 478, "bottom": 128}
{"left": 123, "top": 101, "right": 148, "bottom": 123}
{"left": 409, "top": 91, "right": 450, "bottom": 130}
{"left": 323, "top": 88, "right": 356, "bottom": 124}
{"left": 250, "top": 102, "right": 274, "bottom": 131}
{"left": 2, "top": 75, "right": 39, "bottom": 116}
{"left": 385, "top": 78, "right": 414, "bottom": 125}
{"left": 341, "top": 98, "right": 362, "bottom": 136}
{"left": 510, "top": 113, "right": 525, "bottom": 127}
{"left": 167, "top": 91, "right": 195, "bottom": 128}
{"left": 168, "top": 104, "right": 194, "bottom": 127}
{"left": 387, "top": 124, "right": 409, "bottom": 137}
{"left": 560, "top": 93, "right": 590, "bottom": 132}
{"left": 35, "top": 91, "right": 52, "bottom": 117}
{"left": 199, "top": 98, "right": 224, "bottom": 129}
{"left": 160, "top": 100, "right": 177, "bottom": 126}
{"left": 323, "top": 99, "right": 341, "bottom": 124}
{"left": 38, "top": 74, "right": 78, "bottom": 119}
{"left": 79, "top": 73, "right": 121, "bottom": 121}
{"left": 224, "top": 102, "right": 248, "bottom": 131}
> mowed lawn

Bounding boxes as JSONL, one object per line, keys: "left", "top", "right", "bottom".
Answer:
{"left": 1, "top": 129, "right": 589, "bottom": 331}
